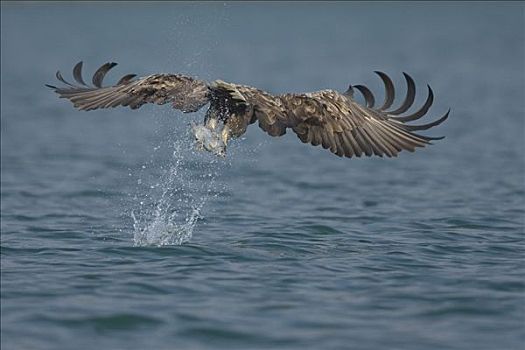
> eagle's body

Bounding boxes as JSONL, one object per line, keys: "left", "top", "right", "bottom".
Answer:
{"left": 47, "top": 62, "right": 449, "bottom": 158}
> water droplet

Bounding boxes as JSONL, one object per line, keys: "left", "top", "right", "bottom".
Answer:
{"left": 132, "top": 137, "right": 226, "bottom": 247}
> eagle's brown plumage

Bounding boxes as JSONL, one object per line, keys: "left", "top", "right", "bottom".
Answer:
{"left": 47, "top": 61, "right": 449, "bottom": 158}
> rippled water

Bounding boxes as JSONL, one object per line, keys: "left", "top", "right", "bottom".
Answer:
{"left": 1, "top": 3, "right": 524, "bottom": 350}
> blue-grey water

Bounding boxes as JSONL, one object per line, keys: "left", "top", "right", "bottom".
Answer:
{"left": 1, "top": 3, "right": 524, "bottom": 349}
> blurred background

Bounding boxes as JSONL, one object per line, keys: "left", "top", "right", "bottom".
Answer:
{"left": 1, "top": 2, "right": 524, "bottom": 350}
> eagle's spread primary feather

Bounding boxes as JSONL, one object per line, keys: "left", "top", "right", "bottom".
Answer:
{"left": 47, "top": 61, "right": 449, "bottom": 158}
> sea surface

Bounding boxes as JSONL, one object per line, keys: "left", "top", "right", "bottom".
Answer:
{"left": 1, "top": 3, "right": 524, "bottom": 350}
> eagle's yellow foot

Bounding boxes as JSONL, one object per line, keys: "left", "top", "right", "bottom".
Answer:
{"left": 221, "top": 125, "right": 231, "bottom": 146}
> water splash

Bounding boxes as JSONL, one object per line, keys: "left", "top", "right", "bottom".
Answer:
{"left": 131, "top": 138, "right": 225, "bottom": 247}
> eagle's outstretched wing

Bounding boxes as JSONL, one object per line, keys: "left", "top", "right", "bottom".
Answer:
{"left": 211, "top": 72, "right": 449, "bottom": 158}
{"left": 46, "top": 62, "right": 209, "bottom": 112}
{"left": 47, "top": 62, "right": 448, "bottom": 158}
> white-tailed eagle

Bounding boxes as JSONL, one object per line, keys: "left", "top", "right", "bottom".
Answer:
{"left": 47, "top": 62, "right": 449, "bottom": 158}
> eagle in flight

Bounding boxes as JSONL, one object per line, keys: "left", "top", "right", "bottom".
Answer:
{"left": 47, "top": 62, "right": 449, "bottom": 157}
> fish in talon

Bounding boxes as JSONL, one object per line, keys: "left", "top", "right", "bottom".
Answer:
{"left": 191, "top": 122, "right": 227, "bottom": 156}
